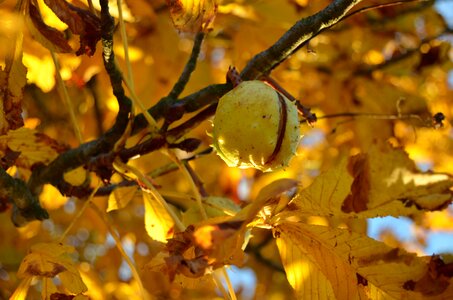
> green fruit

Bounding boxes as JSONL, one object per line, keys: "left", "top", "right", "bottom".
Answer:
{"left": 212, "top": 80, "right": 300, "bottom": 172}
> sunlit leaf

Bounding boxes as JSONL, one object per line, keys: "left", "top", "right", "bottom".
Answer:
{"left": 39, "top": 184, "right": 68, "bottom": 210}
{"left": 292, "top": 144, "right": 453, "bottom": 218}
{"left": 182, "top": 196, "right": 240, "bottom": 226}
{"left": 43, "top": 0, "right": 101, "bottom": 56}
{"left": 0, "top": 127, "right": 67, "bottom": 169}
{"left": 167, "top": 0, "right": 218, "bottom": 32}
{"left": 107, "top": 185, "right": 138, "bottom": 212}
{"left": 143, "top": 191, "right": 174, "bottom": 242}
{"left": 25, "top": 1, "right": 73, "bottom": 53}
{"left": 234, "top": 178, "right": 298, "bottom": 223}
{"left": 17, "top": 242, "right": 87, "bottom": 294}
{"left": 193, "top": 220, "right": 246, "bottom": 267}
{"left": 63, "top": 166, "right": 87, "bottom": 186}
{"left": 276, "top": 221, "right": 453, "bottom": 299}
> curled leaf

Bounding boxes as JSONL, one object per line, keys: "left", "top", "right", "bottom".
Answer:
{"left": 25, "top": 1, "right": 73, "bottom": 53}
{"left": 43, "top": 0, "right": 101, "bottom": 56}
{"left": 167, "top": 0, "right": 218, "bottom": 33}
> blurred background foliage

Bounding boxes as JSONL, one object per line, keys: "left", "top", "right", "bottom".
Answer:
{"left": 0, "top": 0, "right": 452, "bottom": 299}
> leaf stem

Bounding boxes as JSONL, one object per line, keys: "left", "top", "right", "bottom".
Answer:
{"left": 116, "top": 0, "right": 135, "bottom": 94}
{"left": 113, "top": 159, "right": 186, "bottom": 231}
{"left": 50, "top": 50, "right": 83, "bottom": 144}
{"left": 89, "top": 201, "right": 148, "bottom": 300}
{"left": 59, "top": 183, "right": 101, "bottom": 242}
{"left": 164, "top": 149, "right": 208, "bottom": 220}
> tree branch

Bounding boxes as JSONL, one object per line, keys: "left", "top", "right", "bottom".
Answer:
{"left": 28, "top": 0, "right": 132, "bottom": 194}
{"left": 168, "top": 32, "right": 205, "bottom": 100}
{"left": 0, "top": 168, "right": 48, "bottom": 226}
{"left": 241, "top": 0, "right": 364, "bottom": 80}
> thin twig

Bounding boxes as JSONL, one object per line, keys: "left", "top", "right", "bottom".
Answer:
{"left": 168, "top": 32, "right": 205, "bottom": 99}
{"left": 27, "top": 0, "right": 132, "bottom": 193}
{"left": 343, "top": 0, "right": 430, "bottom": 21}
{"left": 50, "top": 51, "right": 84, "bottom": 144}
{"left": 241, "top": 0, "right": 363, "bottom": 80}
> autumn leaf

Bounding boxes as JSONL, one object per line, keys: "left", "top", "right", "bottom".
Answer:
{"left": 17, "top": 242, "right": 87, "bottom": 295}
{"left": 0, "top": 127, "right": 68, "bottom": 169}
{"left": 107, "top": 185, "right": 138, "bottom": 212}
{"left": 233, "top": 178, "right": 298, "bottom": 224}
{"left": 275, "top": 221, "right": 453, "bottom": 299}
{"left": 167, "top": 0, "right": 218, "bottom": 33}
{"left": 143, "top": 191, "right": 175, "bottom": 242}
{"left": 0, "top": 15, "right": 26, "bottom": 135}
{"left": 25, "top": 1, "right": 73, "bottom": 53}
{"left": 291, "top": 144, "right": 453, "bottom": 218}
{"left": 182, "top": 196, "right": 240, "bottom": 226}
{"left": 43, "top": 0, "right": 101, "bottom": 56}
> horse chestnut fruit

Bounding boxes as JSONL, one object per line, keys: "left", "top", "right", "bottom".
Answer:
{"left": 212, "top": 80, "right": 300, "bottom": 172}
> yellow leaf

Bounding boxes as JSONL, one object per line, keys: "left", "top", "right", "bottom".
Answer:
{"left": 0, "top": 127, "right": 67, "bottom": 169}
{"left": 9, "top": 277, "right": 32, "bottom": 300}
{"left": 143, "top": 191, "right": 174, "bottom": 242}
{"left": 292, "top": 144, "right": 453, "bottom": 218}
{"left": 233, "top": 178, "right": 298, "bottom": 223}
{"left": 39, "top": 184, "right": 68, "bottom": 210}
{"left": 107, "top": 185, "right": 138, "bottom": 212}
{"left": 63, "top": 166, "right": 87, "bottom": 186}
{"left": 276, "top": 222, "right": 453, "bottom": 299}
{"left": 276, "top": 233, "right": 337, "bottom": 300}
{"left": 182, "top": 196, "right": 240, "bottom": 226}
{"left": 17, "top": 242, "right": 87, "bottom": 294}
{"left": 167, "top": 0, "right": 218, "bottom": 33}
{"left": 22, "top": 52, "right": 55, "bottom": 92}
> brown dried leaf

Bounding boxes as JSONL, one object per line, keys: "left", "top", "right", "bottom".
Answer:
{"left": 0, "top": 20, "right": 27, "bottom": 135}
{"left": 403, "top": 255, "right": 452, "bottom": 297}
{"left": 43, "top": 0, "right": 101, "bottom": 56}
{"left": 166, "top": 0, "right": 218, "bottom": 33}
{"left": 0, "top": 59, "right": 26, "bottom": 135}
{"left": 25, "top": 1, "right": 73, "bottom": 53}
{"left": 193, "top": 221, "right": 246, "bottom": 267}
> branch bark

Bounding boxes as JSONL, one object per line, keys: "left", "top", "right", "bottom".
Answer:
{"left": 28, "top": 0, "right": 132, "bottom": 193}
{"left": 241, "top": 0, "right": 364, "bottom": 80}
{"left": 25, "top": 0, "right": 366, "bottom": 209}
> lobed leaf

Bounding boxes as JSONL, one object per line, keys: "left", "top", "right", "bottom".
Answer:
{"left": 0, "top": 127, "right": 68, "bottom": 169}
{"left": 17, "top": 242, "right": 87, "bottom": 294}
{"left": 276, "top": 222, "right": 453, "bottom": 299}
{"left": 292, "top": 144, "right": 453, "bottom": 218}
